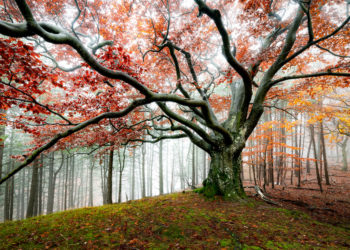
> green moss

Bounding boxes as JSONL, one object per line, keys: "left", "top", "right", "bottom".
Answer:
{"left": 273, "top": 207, "right": 309, "bottom": 220}
{"left": 193, "top": 187, "right": 204, "bottom": 194}
{"left": 220, "top": 239, "right": 232, "bottom": 247}
{"left": 203, "top": 183, "right": 219, "bottom": 198}
{"left": 265, "top": 240, "right": 306, "bottom": 249}
{"left": 243, "top": 245, "right": 262, "bottom": 249}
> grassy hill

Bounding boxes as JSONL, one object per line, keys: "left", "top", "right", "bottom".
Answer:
{"left": 0, "top": 192, "right": 349, "bottom": 249}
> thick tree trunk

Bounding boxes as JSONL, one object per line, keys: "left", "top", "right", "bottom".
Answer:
{"left": 202, "top": 148, "right": 245, "bottom": 200}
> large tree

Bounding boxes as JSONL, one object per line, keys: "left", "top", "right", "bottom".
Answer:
{"left": 0, "top": 0, "right": 349, "bottom": 199}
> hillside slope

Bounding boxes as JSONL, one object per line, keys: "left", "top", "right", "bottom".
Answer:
{"left": 0, "top": 192, "right": 349, "bottom": 249}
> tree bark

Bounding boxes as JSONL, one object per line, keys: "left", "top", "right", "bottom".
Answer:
{"left": 202, "top": 147, "right": 245, "bottom": 200}
{"left": 141, "top": 144, "right": 146, "bottom": 198}
{"left": 159, "top": 133, "right": 164, "bottom": 195}
{"left": 0, "top": 121, "right": 5, "bottom": 181}
{"left": 320, "top": 122, "right": 330, "bottom": 185}
{"left": 26, "top": 158, "right": 39, "bottom": 218}
{"left": 341, "top": 137, "right": 348, "bottom": 171}
{"left": 131, "top": 147, "right": 135, "bottom": 200}
{"left": 192, "top": 143, "right": 196, "bottom": 187}
{"left": 106, "top": 149, "right": 114, "bottom": 204}
{"left": 46, "top": 152, "right": 54, "bottom": 214}
{"left": 88, "top": 156, "right": 94, "bottom": 207}
{"left": 310, "top": 124, "right": 323, "bottom": 192}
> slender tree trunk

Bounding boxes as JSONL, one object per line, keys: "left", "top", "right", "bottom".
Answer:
{"left": 192, "top": 143, "right": 196, "bottom": 188}
{"left": 46, "top": 152, "right": 54, "bottom": 214}
{"left": 26, "top": 158, "right": 39, "bottom": 218}
{"left": 118, "top": 169, "right": 122, "bottom": 203}
{"left": 117, "top": 148, "right": 126, "bottom": 203}
{"left": 195, "top": 145, "right": 199, "bottom": 185}
{"left": 267, "top": 111, "right": 274, "bottom": 188}
{"left": 341, "top": 138, "right": 348, "bottom": 171}
{"left": 69, "top": 154, "right": 75, "bottom": 208}
{"left": 64, "top": 156, "right": 68, "bottom": 210}
{"left": 202, "top": 149, "right": 207, "bottom": 183}
{"left": 37, "top": 155, "right": 44, "bottom": 215}
{"left": 295, "top": 123, "right": 301, "bottom": 188}
{"left": 149, "top": 144, "right": 153, "bottom": 196}
{"left": 0, "top": 122, "right": 5, "bottom": 181}
{"left": 88, "top": 158, "right": 94, "bottom": 207}
{"left": 141, "top": 144, "right": 146, "bottom": 198}
{"left": 320, "top": 122, "right": 330, "bottom": 185}
{"left": 306, "top": 140, "right": 312, "bottom": 174}
{"left": 20, "top": 168, "right": 25, "bottom": 219}
{"left": 310, "top": 124, "right": 323, "bottom": 192}
{"left": 106, "top": 149, "right": 114, "bottom": 204}
{"left": 131, "top": 147, "right": 135, "bottom": 200}
{"left": 16, "top": 178, "right": 20, "bottom": 220}
{"left": 178, "top": 142, "right": 185, "bottom": 190}
{"left": 159, "top": 135, "right": 164, "bottom": 195}
{"left": 4, "top": 129, "right": 14, "bottom": 221}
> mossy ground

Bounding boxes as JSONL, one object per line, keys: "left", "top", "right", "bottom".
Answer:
{"left": 0, "top": 192, "right": 349, "bottom": 249}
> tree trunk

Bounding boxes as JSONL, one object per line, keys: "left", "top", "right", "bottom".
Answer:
{"left": 159, "top": 135, "right": 164, "bottom": 195}
{"left": 88, "top": 157, "right": 94, "bottom": 207}
{"left": 68, "top": 154, "right": 75, "bottom": 208}
{"left": 117, "top": 147, "right": 126, "bottom": 203}
{"left": 306, "top": 140, "right": 312, "bottom": 174}
{"left": 38, "top": 156, "right": 43, "bottom": 215}
{"left": 202, "top": 148, "right": 245, "bottom": 200}
{"left": 202, "top": 149, "right": 207, "bottom": 182}
{"left": 0, "top": 122, "right": 5, "bottom": 181}
{"left": 148, "top": 144, "right": 153, "bottom": 196}
{"left": 20, "top": 168, "right": 25, "bottom": 219}
{"left": 320, "top": 122, "right": 330, "bottom": 185}
{"left": 46, "top": 152, "right": 55, "bottom": 214}
{"left": 131, "top": 147, "right": 135, "bottom": 200}
{"left": 141, "top": 144, "right": 146, "bottom": 198}
{"left": 341, "top": 138, "right": 348, "bottom": 171}
{"left": 106, "top": 149, "right": 114, "bottom": 204}
{"left": 64, "top": 156, "right": 68, "bottom": 210}
{"left": 26, "top": 158, "right": 39, "bottom": 218}
{"left": 192, "top": 143, "right": 196, "bottom": 187}
{"left": 310, "top": 124, "right": 323, "bottom": 192}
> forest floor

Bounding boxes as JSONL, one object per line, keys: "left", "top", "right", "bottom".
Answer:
{"left": 0, "top": 188, "right": 349, "bottom": 249}
{"left": 244, "top": 166, "right": 350, "bottom": 228}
